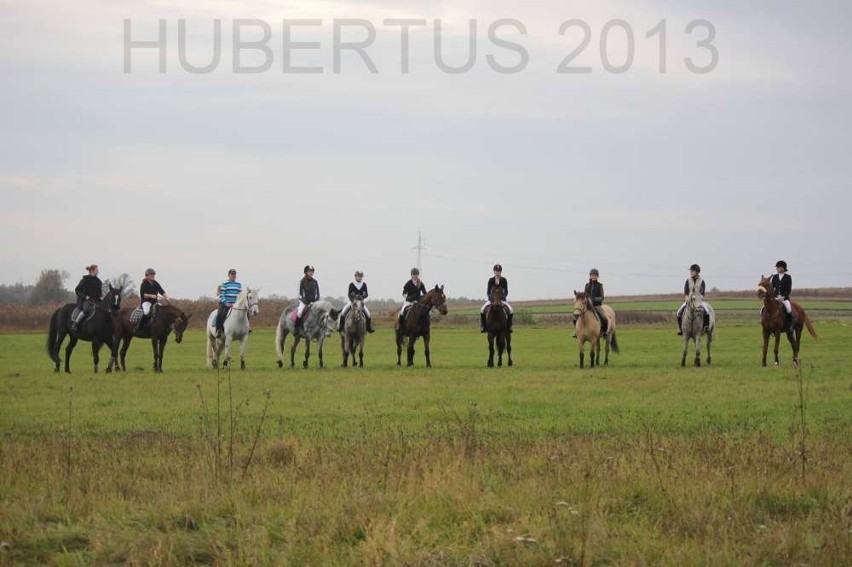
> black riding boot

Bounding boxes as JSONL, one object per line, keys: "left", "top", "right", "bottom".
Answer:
{"left": 366, "top": 315, "right": 375, "bottom": 333}
{"left": 703, "top": 311, "right": 710, "bottom": 332}
{"left": 507, "top": 313, "right": 514, "bottom": 333}
{"left": 338, "top": 314, "right": 345, "bottom": 332}
{"left": 480, "top": 312, "right": 487, "bottom": 333}
{"left": 676, "top": 313, "right": 683, "bottom": 335}
{"left": 133, "top": 315, "right": 146, "bottom": 335}
{"left": 295, "top": 317, "right": 303, "bottom": 333}
{"left": 784, "top": 310, "right": 794, "bottom": 333}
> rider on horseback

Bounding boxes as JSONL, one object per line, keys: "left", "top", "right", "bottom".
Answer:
{"left": 215, "top": 268, "right": 241, "bottom": 338}
{"left": 338, "top": 270, "right": 376, "bottom": 333}
{"left": 771, "top": 260, "right": 794, "bottom": 333}
{"left": 296, "top": 265, "right": 319, "bottom": 332}
{"left": 676, "top": 264, "right": 710, "bottom": 335}
{"left": 70, "top": 264, "right": 102, "bottom": 333}
{"left": 572, "top": 268, "right": 608, "bottom": 338}
{"left": 399, "top": 268, "right": 427, "bottom": 327}
{"left": 480, "top": 264, "right": 514, "bottom": 333}
{"left": 135, "top": 268, "right": 171, "bottom": 334}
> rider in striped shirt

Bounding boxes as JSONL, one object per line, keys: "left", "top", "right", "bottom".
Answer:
{"left": 215, "top": 268, "right": 242, "bottom": 337}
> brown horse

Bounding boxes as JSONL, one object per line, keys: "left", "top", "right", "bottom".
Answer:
{"left": 395, "top": 285, "right": 448, "bottom": 367}
{"left": 756, "top": 275, "right": 817, "bottom": 367}
{"left": 485, "top": 286, "right": 512, "bottom": 368}
{"left": 115, "top": 302, "right": 191, "bottom": 372}
{"left": 572, "top": 291, "right": 619, "bottom": 368}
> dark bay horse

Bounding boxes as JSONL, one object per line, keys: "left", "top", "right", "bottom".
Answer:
{"left": 485, "top": 286, "right": 512, "bottom": 368}
{"left": 572, "top": 291, "right": 619, "bottom": 368}
{"left": 114, "top": 302, "right": 191, "bottom": 372}
{"left": 46, "top": 285, "right": 121, "bottom": 373}
{"left": 340, "top": 293, "right": 367, "bottom": 368}
{"left": 756, "top": 275, "right": 817, "bottom": 367}
{"left": 395, "top": 285, "right": 448, "bottom": 368}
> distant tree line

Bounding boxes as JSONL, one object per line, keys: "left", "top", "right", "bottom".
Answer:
{"left": 0, "top": 269, "right": 136, "bottom": 306}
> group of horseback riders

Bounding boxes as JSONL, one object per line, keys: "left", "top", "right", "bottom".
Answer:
{"left": 71, "top": 260, "right": 797, "bottom": 336}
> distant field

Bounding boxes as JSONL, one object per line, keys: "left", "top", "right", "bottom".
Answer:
{"left": 1, "top": 323, "right": 850, "bottom": 565}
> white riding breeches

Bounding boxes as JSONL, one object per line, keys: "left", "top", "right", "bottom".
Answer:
{"left": 341, "top": 303, "right": 371, "bottom": 318}
{"left": 297, "top": 301, "right": 308, "bottom": 318}
{"left": 781, "top": 298, "right": 791, "bottom": 313}
{"left": 400, "top": 301, "right": 414, "bottom": 316}
{"left": 677, "top": 302, "right": 708, "bottom": 317}
{"left": 142, "top": 301, "right": 154, "bottom": 315}
{"left": 481, "top": 300, "right": 513, "bottom": 314}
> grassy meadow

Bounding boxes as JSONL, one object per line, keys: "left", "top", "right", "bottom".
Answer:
{"left": 1, "top": 317, "right": 851, "bottom": 565}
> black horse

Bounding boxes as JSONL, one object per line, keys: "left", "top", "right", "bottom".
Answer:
{"left": 395, "top": 285, "right": 448, "bottom": 368}
{"left": 485, "top": 286, "right": 512, "bottom": 368}
{"left": 46, "top": 285, "right": 121, "bottom": 373}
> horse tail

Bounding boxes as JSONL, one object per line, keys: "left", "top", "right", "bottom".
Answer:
{"left": 275, "top": 321, "right": 286, "bottom": 361}
{"left": 609, "top": 330, "right": 620, "bottom": 354}
{"left": 46, "top": 308, "right": 61, "bottom": 364}
{"left": 803, "top": 311, "right": 818, "bottom": 340}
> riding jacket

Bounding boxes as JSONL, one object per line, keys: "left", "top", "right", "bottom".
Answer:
{"left": 584, "top": 280, "right": 604, "bottom": 306}
{"left": 348, "top": 281, "right": 368, "bottom": 301}
{"left": 770, "top": 273, "right": 792, "bottom": 300}
{"left": 299, "top": 277, "right": 320, "bottom": 304}
{"left": 75, "top": 275, "right": 102, "bottom": 301}
{"left": 403, "top": 279, "right": 427, "bottom": 302}
{"left": 683, "top": 277, "right": 706, "bottom": 296}
{"left": 486, "top": 277, "right": 508, "bottom": 299}
{"left": 140, "top": 279, "right": 166, "bottom": 304}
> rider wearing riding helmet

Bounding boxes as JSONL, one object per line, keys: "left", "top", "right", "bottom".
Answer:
{"left": 572, "top": 268, "right": 608, "bottom": 337}
{"left": 399, "top": 267, "right": 427, "bottom": 326}
{"left": 296, "top": 265, "right": 320, "bottom": 331}
{"left": 338, "top": 270, "right": 375, "bottom": 333}
{"left": 136, "top": 268, "right": 170, "bottom": 333}
{"left": 480, "top": 264, "right": 514, "bottom": 333}
{"left": 676, "top": 264, "right": 709, "bottom": 335}
{"left": 771, "top": 260, "right": 794, "bottom": 332}
{"left": 71, "top": 264, "right": 102, "bottom": 333}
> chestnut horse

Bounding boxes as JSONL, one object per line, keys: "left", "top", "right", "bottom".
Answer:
{"left": 572, "top": 291, "right": 619, "bottom": 368}
{"left": 395, "top": 285, "right": 448, "bottom": 367}
{"left": 756, "top": 275, "right": 817, "bottom": 367}
{"left": 115, "top": 302, "right": 191, "bottom": 373}
{"left": 485, "top": 286, "right": 512, "bottom": 368}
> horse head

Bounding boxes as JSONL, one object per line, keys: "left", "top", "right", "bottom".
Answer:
{"left": 101, "top": 284, "right": 122, "bottom": 316}
{"left": 349, "top": 294, "right": 364, "bottom": 321}
{"left": 572, "top": 290, "right": 591, "bottom": 318}
{"left": 489, "top": 286, "right": 506, "bottom": 305}
{"left": 425, "top": 285, "right": 448, "bottom": 315}
{"left": 756, "top": 275, "right": 772, "bottom": 301}
{"left": 172, "top": 310, "right": 191, "bottom": 344}
{"left": 246, "top": 287, "right": 260, "bottom": 317}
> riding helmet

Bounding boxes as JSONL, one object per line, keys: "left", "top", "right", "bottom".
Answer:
{"left": 145, "top": 268, "right": 156, "bottom": 276}
{"left": 228, "top": 268, "right": 237, "bottom": 275}
{"left": 410, "top": 267, "right": 420, "bottom": 276}
{"left": 775, "top": 260, "right": 788, "bottom": 270}
{"left": 690, "top": 264, "right": 701, "bottom": 273}
{"left": 493, "top": 264, "right": 503, "bottom": 272}
{"left": 589, "top": 268, "right": 599, "bottom": 276}
{"left": 304, "top": 265, "right": 315, "bottom": 274}
{"left": 354, "top": 270, "right": 364, "bottom": 277}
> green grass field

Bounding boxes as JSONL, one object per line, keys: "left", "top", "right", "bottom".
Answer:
{"left": 1, "top": 321, "right": 851, "bottom": 565}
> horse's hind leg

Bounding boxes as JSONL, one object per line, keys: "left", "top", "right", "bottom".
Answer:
{"left": 395, "top": 332, "right": 403, "bottom": 367}
{"left": 358, "top": 342, "right": 363, "bottom": 368}
{"left": 64, "top": 336, "right": 78, "bottom": 373}
{"left": 290, "top": 336, "right": 300, "bottom": 368}
{"left": 487, "top": 335, "right": 495, "bottom": 368}
{"left": 240, "top": 339, "right": 247, "bottom": 370}
{"left": 423, "top": 336, "right": 432, "bottom": 368}
{"left": 303, "top": 340, "right": 311, "bottom": 369}
{"left": 706, "top": 336, "right": 712, "bottom": 366}
{"left": 694, "top": 336, "right": 701, "bottom": 367}
{"left": 91, "top": 341, "right": 101, "bottom": 373}
{"left": 317, "top": 340, "right": 324, "bottom": 369}
{"left": 506, "top": 335, "right": 513, "bottom": 367}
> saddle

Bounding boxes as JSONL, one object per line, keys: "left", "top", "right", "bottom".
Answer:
{"left": 484, "top": 304, "right": 509, "bottom": 317}
{"left": 69, "top": 303, "right": 97, "bottom": 326}
{"left": 290, "top": 305, "right": 312, "bottom": 325}
{"left": 130, "top": 307, "right": 145, "bottom": 325}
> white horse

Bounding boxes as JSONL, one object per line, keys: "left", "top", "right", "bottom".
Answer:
{"left": 275, "top": 300, "right": 340, "bottom": 369}
{"left": 680, "top": 293, "right": 715, "bottom": 367}
{"left": 206, "top": 287, "right": 259, "bottom": 370}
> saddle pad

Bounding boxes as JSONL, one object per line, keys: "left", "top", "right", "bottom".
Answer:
{"left": 130, "top": 307, "right": 144, "bottom": 324}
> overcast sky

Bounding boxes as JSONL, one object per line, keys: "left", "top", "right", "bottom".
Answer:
{"left": 2, "top": 1, "right": 851, "bottom": 301}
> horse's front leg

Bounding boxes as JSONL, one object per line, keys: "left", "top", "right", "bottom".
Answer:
{"left": 396, "top": 331, "right": 403, "bottom": 367}
{"left": 105, "top": 337, "right": 117, "bottom": 373}
{"left": 340, "top": 335, "right": 348, "bottom": 368}
{"left": 681, "top": 336, "right": 689, "bottom": 367}
{"left": 119, "top": 336, "right": 132, "bottom": 371}
{"left": 91, "top": 341, "right": 101, "bottom": 373}
{"left": 694, "top": 334, "right": 701, "bottom": 367}
{"left": 290, "top": 336, "right": 300, "bottom": 368}
{"left": 303, "top": 339, "right": 312, "bottom": 369}
{"left": 773, "top": 333, "right": 781, "bottom": 366}
{"left": 577, "top": 339, "right": 585, "bottom": 368}
{"left": 407, "top": 337, "right": 417, "bottom": 367}
{"left": 706, "top": 334, "right": 712, "bottom": 366}
{"left": 487, "top": 334, "right": 495, "bottom": 368}
{"left": 603, "top": 335, "right": 610, "bottom": 366}
{"left": 358, "top": 340, "right": 364, "bottom": 368}
{"left": 317, "top": 338, "right": 324, "bottom": 369}
{"left": 590, "top": 338, "right": 599, "bottom": 368}
{"left": 761, "top": 329, "right": 770, "bottom": 367}
{"left": 423, "top": 334, "right": 432, "bottom": 368}
{"left": 240, "top": 337, "right": 247, "bottom": 370}
{"left": 506, "top": 334, "right": 513, "bottom": 367}
{"left": 64, "top": 336, "right": 78, "bottom": 374}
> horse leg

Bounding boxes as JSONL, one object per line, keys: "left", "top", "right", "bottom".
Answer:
{"left": 341, "top": 334, "right": 348, "bottom": 368}
{"left": 396, "top": 331, "right": 403, "bottom": 367}
{"left": 290, "top": 336, "right": 300, "bottom": 368}
{"left": 603, "top": 336, "right": 610, "bottom": 366}
{"left": 578, "top": 341, "right": 585, "bottom": 369}
{"left": 64, "top": 335, "right": 78, "bottom": 374}
{"left": 590, "top": 339, "right": 598, "bottom": 368}
{"left": 487, "top": 333, "right": 495, "bottom": 367}
{"left": 423, "top": 334, "right": 432, "bottom": 368}
{"left": 506, "top": 334, "right": 513, "bottom": 367}
{"left": 788, "top": 332, "right": 800, "bottom": 368}
{"left": 694, "top": 334, "right": 701, "bottom": 367}
{"left": 91, "top": 341, "right": 101, "bottom": 373}
{"left": 105, "top": 336, "right": 117, "bottom": 373}
{"left": 407, "top": 337, "right": 416, "bottom": 367}
{"left": 761, "top": 329, "right": 770, "bottom": 367}
{"left": 159, "top": 336, "right": 169, "bottom": 372}
{"left": 706, "top": 334, "right": 712, "bottom": 366}
{"left": 303, "top": 339, "right": 312, "bottom": 369}
{"left": 358, "top": 339, "right": 364, "bottom": 368}
{"left": 120, "top": 336, "right": 132, "bottom": 371}
{"left": 773, "top": 333, "right": 781, "bottom": 366}
{"left": 317, "top": 338, "right": 324, "bottom": 369}
{"left": 240, "top": 337, "right": 247, "bottom": 370}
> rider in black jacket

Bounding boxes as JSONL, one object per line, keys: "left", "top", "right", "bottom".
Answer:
{"left": 71, "top": 264, "right": 102, "bottom": 332}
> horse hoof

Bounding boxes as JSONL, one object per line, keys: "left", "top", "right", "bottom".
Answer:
{"left": 508, "top": 361, "right": 513, "bottom": 367}
{"left": 277, "top": 361, "right": 283, "bottom": 368}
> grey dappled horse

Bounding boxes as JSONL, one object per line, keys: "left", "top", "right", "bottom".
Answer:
{"left": 680, "top": 293, "right": 715, "bottom": 367}
{"left": 206, "top": 287, "right": 259, "bottom": 370}
{"left": 275, "top": 300, "right": 340, "bottom": 369}
{"left": 340, "top": 294, "right": 367, "bottom": 368}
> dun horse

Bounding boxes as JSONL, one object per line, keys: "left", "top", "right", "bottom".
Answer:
{"left": 340, "top": 293, "right": 367, "bottom": 368}
{"left": 115, "top": 302, "right": 191, "bottom": 372}
{"left": 680, "top": 294, "right": 715, "bottom": 367}
{"left": 756, "top": 275, "right": 817, "bottom": 367}
{"left": 205, "top": 287, "right": 259, "bottom": 370}
{"left": 46, "top": 284, "right": 121, "bottom": 373}
{"left": 396, "top": 285, "right": 448, "bottom": 368}
{"left": 484, "top": 286, "right": 512, "bottom": 368}
{"left": 572, "top": 291, "right": 619, "bottom": 368}
{"left": 275, "top": 300, "right": 340, "bottom": 369}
